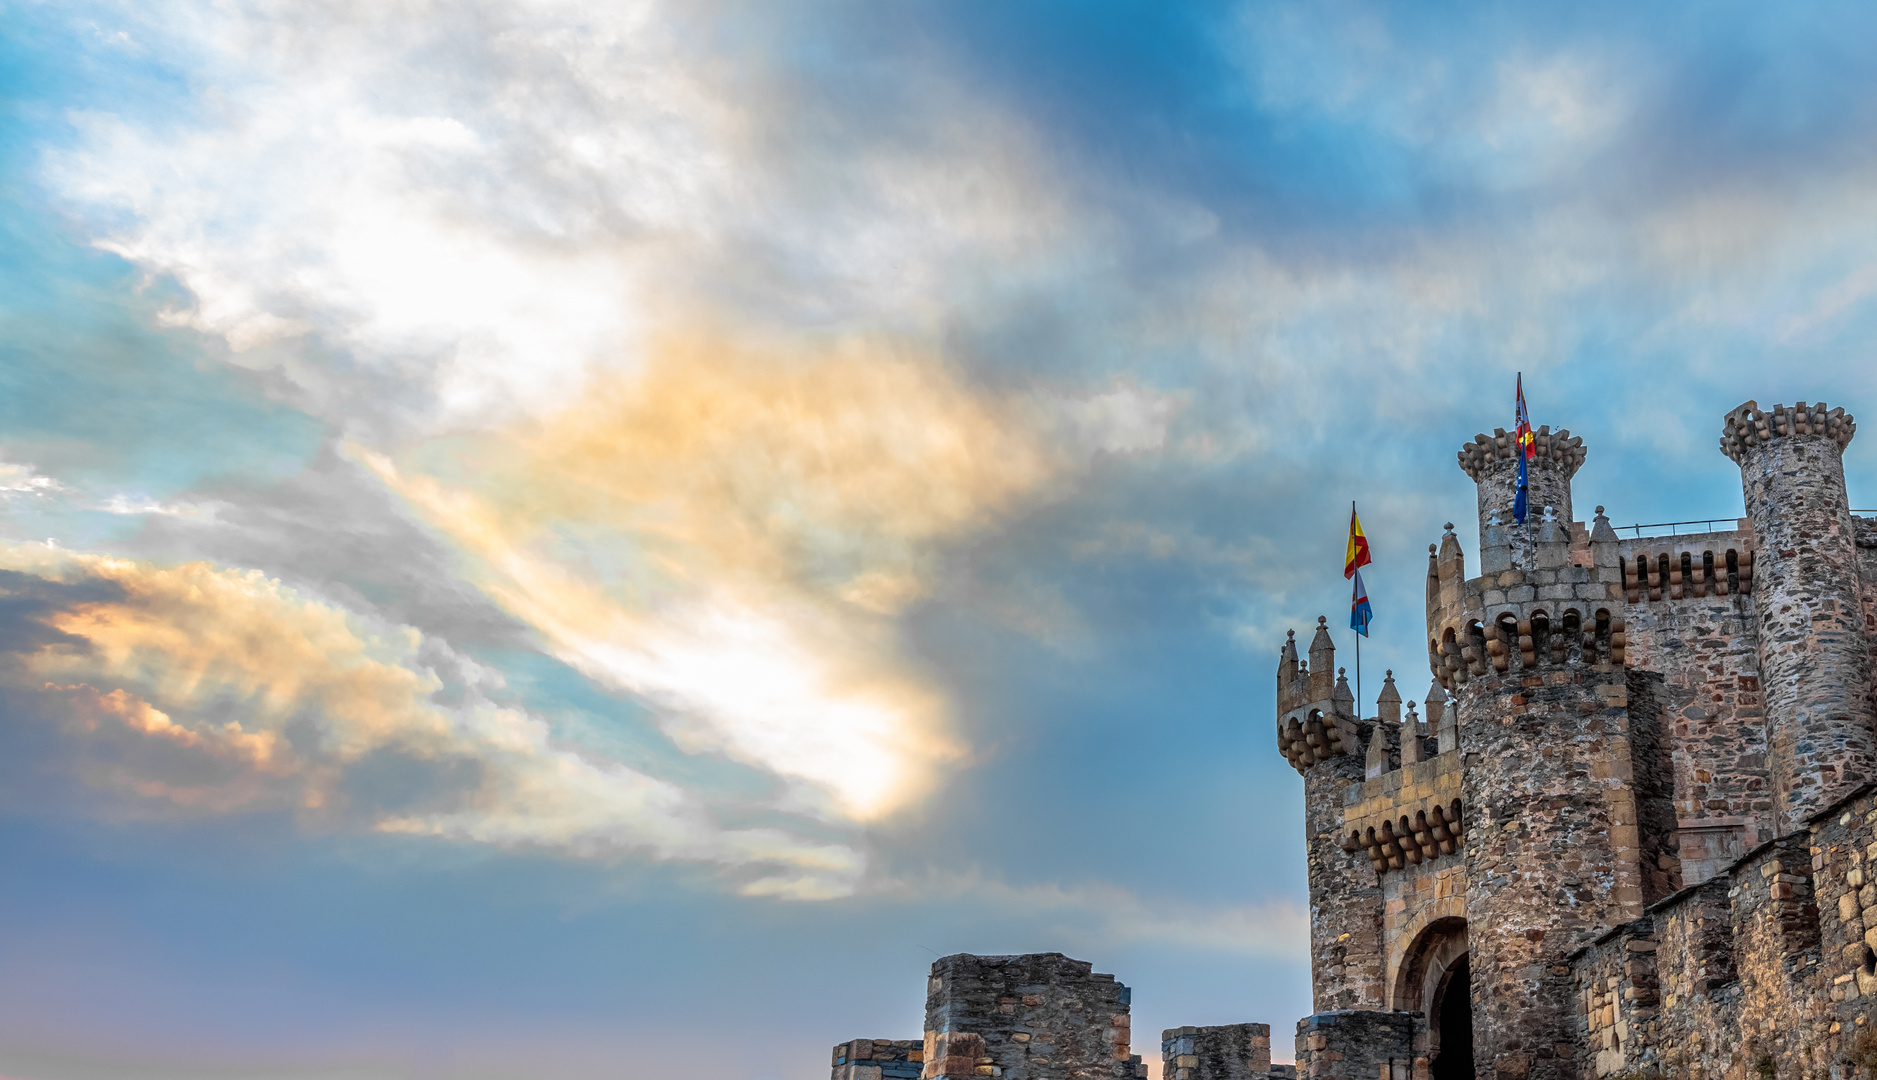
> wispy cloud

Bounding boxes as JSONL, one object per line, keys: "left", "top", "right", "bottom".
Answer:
{"left": 0, "top": 542, "right": 864, "bottom": 898}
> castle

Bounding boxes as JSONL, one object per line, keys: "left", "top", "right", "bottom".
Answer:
{"left": 828, "top": 398, "right": 1877, "bottom": 1080}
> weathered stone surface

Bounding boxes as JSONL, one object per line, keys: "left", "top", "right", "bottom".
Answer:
{"left": 1293, "top": 1011, "right": 1420, "bottom": 1080}
{"left": 1160, "top": 1023, "right": 1276, "bottom": 1080}
{"left": 832, "top": 1039, "right": 926, "bottom": 1080}
{"left": 923, "top": 953, "right": 1139, "bottom": 1080}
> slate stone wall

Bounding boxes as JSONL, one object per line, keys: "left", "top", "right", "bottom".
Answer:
{"left": 923, "top": 953, "right": 1140, "bottom": 1080}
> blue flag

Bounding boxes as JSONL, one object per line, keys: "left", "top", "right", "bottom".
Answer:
{"left": 1513, "top": 374, "right": 1534, "bottom": 524}
{"left": 1514, "top": 450, "right": 1528, "bottom": 524}
{"left": 1350, "top": 568, "right": 1372, "bottom": 638}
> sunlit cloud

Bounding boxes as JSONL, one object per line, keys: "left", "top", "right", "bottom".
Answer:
{"left": 361, "top": 330, "right": 1091, "bottom": 820}
{"left": 0, "top": 542, "right": 864, "bottom": 897}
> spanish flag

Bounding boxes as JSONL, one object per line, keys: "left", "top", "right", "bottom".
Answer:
{"left": 1344, "top": 505, "right": 1371, "bottom": 580}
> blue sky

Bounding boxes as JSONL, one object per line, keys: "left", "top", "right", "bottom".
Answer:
{"left": 5, "top": 2, "right": 1877, "bottom": 1077}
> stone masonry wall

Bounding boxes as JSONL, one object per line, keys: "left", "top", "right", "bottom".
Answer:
{"left": 1724, "top": 400, "right": 1874, "bottom": 831}
{"left": 923, "top": 953, "right": 1139, "bottom": 1080}
{"left": 1336, "top": 750, "right": 1468, "bottom": 1008}
{"left": 1457, "top": 664, "right": 1644, "bottom": 1080}
{"left": 1305, "top": 717, "right": 1386, "bottom": 1010}
{"left": 1649, "top": 878, "right": 1740, "bottom": 1080}
{"left": 834, "top": 1040, "right": 925, "bottom": 1080}
{"left": 1616, "top": 527, "right": 1772, "bottom": 880}
{"left": 1161, "top": 1024, "right": 1271, "bottom": 1080}
{"left": 1626, "top": 669, "right": 1686, "bottom": 905}
{"left": 1801, "top": 785, "right": 1877, "bottom": 1070}
{"left": 1571, "top": 919, "right": 1660, "bottom": 1078}
{"left": 1294, "top": 1011, "right": 1423, "bottom": 1080}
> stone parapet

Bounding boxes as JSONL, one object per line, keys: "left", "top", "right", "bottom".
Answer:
{"left": 923, "top": 953, "right": 1137, "bottom": 1080}
{"left": 833, "top": 1039, "right": 925, "bottom": 1080}
{"left": 1160, "top": 1023, "right": 1272, "bottom": 1080}
{"left": 1293, "top": 1012, "right": 1423, "bottom": 1080}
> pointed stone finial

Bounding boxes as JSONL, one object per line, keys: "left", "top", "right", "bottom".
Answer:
{"left": 1365, "top": 713, "right": 1392, "bottom": 779}
{"left": 1332, "top": 666, "right": 1354, "bottom": 717}
{"left": 1307, "top": 618, "right": 1336, "bottom": 702}
{"left": 1591, "top": 504, "right": 1618, "bottom": 545}
{"left": 1377, "top": 670, "right": 1402, "bottom": 725}
{"left": 1400, "top": 697, "right": 1424, "bottom": 764}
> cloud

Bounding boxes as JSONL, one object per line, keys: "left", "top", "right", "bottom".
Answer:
{"left": 0, "top": 542, "right": 864, "bottom": 898}
{"left": 45, "top": 0, "right": 1079, "bottom": 434}
{"left": 359, "top": 330, "right": 1102, "bottom": 821}
{"left": 0, "top": 462, "right": 68, "bottom": 497}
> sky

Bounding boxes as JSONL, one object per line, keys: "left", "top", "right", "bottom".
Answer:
{"left": 5, "top": 2, "right": 1877, "bottom": 1077}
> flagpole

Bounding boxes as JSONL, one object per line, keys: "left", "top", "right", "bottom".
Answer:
{"left": 1353, "top": 500, "right": 1361, "bottom": 720}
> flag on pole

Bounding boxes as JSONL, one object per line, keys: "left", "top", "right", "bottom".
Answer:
{"left": 1350, "top": 568, "right": 1372, "bottom": 637}
{"left": 1343, "top": 505, "right": 1371, "bottom": 580}
{"left": 1513, "top": 374, "right": 1535, "bottom": 524}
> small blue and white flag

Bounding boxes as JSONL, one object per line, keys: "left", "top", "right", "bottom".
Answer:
{"left": 1350, "top": 567, "right": 1373, "bottom": 638}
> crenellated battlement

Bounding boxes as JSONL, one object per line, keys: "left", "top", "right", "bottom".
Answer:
{"left": 1719, "top": 399, "right": 1856, "bottom": 462}
{"left": 1457, "top": 425, "right": 1586, "bottom": 480}
{"left": 1422, "top": 511, "right": 1629, "bottom": 693}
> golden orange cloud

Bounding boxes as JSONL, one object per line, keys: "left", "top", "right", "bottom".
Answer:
{"left": 0, "top": 542, "right": 865, "bottom": 897}
{"left": 365, "top": 329, "right": 1068, "bottom": 820}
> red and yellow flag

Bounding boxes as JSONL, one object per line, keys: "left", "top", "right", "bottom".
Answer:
{"left": 1344, "top": 505, "right": 1371, "bottom": 580}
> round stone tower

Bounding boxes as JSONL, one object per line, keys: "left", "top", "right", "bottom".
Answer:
{"left": 1457, "top": 426, "right": 1586, "bottom": 550}
{"left": 1441, "top": 420, "right": 1657, "bottom": 1080}
{"left": 1721, "top": 400, "right": 1874, "bottom": 831}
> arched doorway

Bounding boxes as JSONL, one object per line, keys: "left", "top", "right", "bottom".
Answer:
{"left": 1430, "top": 953, "right": 1473, "bottom": 1080}
{"left": 1392, "top": 918, "right": 1472, "bottom": 1080}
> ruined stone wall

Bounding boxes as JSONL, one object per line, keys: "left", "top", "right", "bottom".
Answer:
{"left": 1161, "top": 1024, "right": 1271, "bottom": 1080}
{"left": 1293, "top": 1011, "right": 1423, "bottom": 1080}
{"left": 833, "top": 1040, "right": 925, "bottom": 1080}
{"left": 1616, "top": 527, "right": 1772, "bottom": 880}
{"left": 1457, "top": 664, "right": 1644, "bottom": 1080}
{"left": 923, "top": 953, "right": 1139, "bottom": 1080}
{"left": 1724, "top": 834, "right": 1825, "bottom": 1078}
{"left": 1723, "top": 400, "right": 1873, "bottom": 831}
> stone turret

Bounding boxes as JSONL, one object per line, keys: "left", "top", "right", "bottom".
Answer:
{"left": 1456, "top": 425, "right": 1586, "bottom": 555}
{"left": 1430, "top": 411, "right": 1675, "bottom": 1080}
{"left": 1722, "top": 399, "right": 1874, "bottom": 831}
{"left": 1274, "top": 618, "right": 1384, "bottom": 1011}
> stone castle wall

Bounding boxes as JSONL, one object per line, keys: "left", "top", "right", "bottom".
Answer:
{"left": 922, "top": 953, "right": 1142, "bottom": 1080}
{"left": 822, "top": 396, "right": 1877, "bottom": 1080}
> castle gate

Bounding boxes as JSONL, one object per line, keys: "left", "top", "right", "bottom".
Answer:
{"left": 1391, "top": 918, "right": 1471, "bottom": 1080}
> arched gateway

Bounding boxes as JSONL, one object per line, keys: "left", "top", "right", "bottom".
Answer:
{"left": 1391, "top": 918, "right": 1472, "bottom": 1080}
